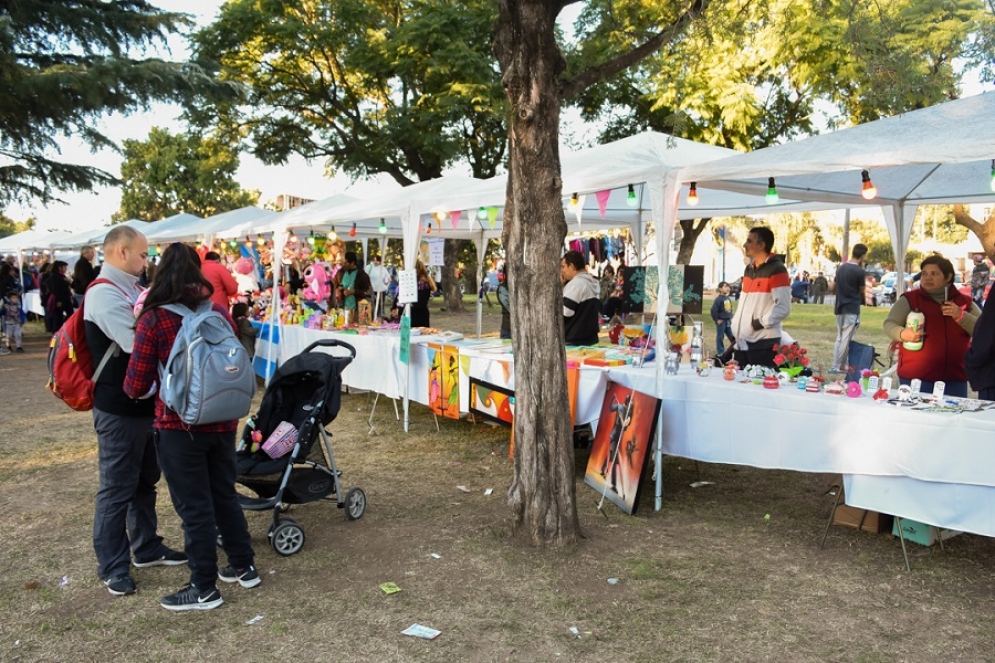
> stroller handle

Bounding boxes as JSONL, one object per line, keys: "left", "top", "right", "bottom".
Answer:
{"left": 301, "top": 338, "right": 357, "bottom": 359}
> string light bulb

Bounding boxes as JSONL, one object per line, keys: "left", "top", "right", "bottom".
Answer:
{"left": 990, "top": 159, "right": 995, "bottom": 193}
{"left": 626, "top": 184, "right": 638, "bottom": 207}
{"left": 257, "top": 235, "right": 266, "bottom": 246}
{"left": 569, "top": 192, "right": 579, "bottom": 212}
{"left": 765, "top": 177, "right": 779, "bottom": 205}
{"left": 860, "top": 170, "right": 877, "bottom": 200}
{"left": 244, "top": 235, "right": 252, "bottom": 248}
{"left": 327, "top": 226, "right": 337, "bottom": 241}
{"left": 307, "top": 230, "right": 316, "bottom": 246}
{"left": 378, "top": 218, "right": 387, "bottom": 234}
{"left": 229, "top": 238, "right": 238, "bottom": 248}
{"left": 687, "top": 182, "right": 699, "bottom": 207}
{"left": 477, "top": 206, "right": 487, "bottom": 221}
{"left": 349, "top": 222, "right": 357, "bottom": 238}
{"left": 426, "top": 222, "right": 433, "bottom": 234}
{"left": 288, "top": 230, "right": 297, "bottom": 244}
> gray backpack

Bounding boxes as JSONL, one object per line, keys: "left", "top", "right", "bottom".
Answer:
{"left": 159, "top": 302, "right": 255, "bottom": 425}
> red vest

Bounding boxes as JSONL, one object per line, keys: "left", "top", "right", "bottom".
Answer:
{"left": 897, "top": 287, "right": 972, "bottom": 382}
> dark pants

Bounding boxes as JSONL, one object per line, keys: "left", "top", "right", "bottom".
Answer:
{"left": 734, "top": 338, "right": 780, "bottom": 369}
{"left": 898, "top": 377, "right": 968, "bottom": 398}
{"left": 156, "top": 428, "right": 255, "bottom": 589}
{"left": 979, "top": 387, "right": 995, "bottom": 401}
{"left": 715, "top": 320, "right": 734, "bottom": 356}
{"left": 92, "top": 409, "right": 163, "bottom": 580}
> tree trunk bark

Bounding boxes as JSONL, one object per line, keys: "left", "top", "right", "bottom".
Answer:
{"left": 441, "top": 240, "right": 465, "bottom": 311}
{"left": 495, "top": 0, "right": 580, "bottom": 547}
{"left": 953, "top": 204, "right": 995, "bottom": 259}
{"left": 675, "top": 218, "right": 711, "bottom": 264}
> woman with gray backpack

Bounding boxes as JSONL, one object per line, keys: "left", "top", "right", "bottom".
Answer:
{"left": 123, "top": 242, "right": 260, "bottom": 612}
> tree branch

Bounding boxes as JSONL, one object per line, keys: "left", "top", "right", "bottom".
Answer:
{"left": 559, "top": 0, "right": 709, "bottom": 100}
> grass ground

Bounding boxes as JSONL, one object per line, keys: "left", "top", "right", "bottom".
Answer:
{"left": 2, "top": 299, "right": 993, "bottom": 663}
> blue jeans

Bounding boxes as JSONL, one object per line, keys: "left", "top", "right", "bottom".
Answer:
{"left": 715, "top": 320, "right": 734, "bottom": 356}
{"left": 156, "top": 428, "right": 255, "bottom": 589}
{"left": 92, "top": 409, "right": 164, "bottom": 580}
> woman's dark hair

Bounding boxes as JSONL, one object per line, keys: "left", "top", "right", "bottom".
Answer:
{"left": 231, "top": 302, "right": 249, "bottom": 318}
{"left": 138, "top": 243, "right": 213, "bottom": 319}
{"left": 562, "top": 250, "right": 586, "bottom": 271}
{"left": 920, "top": 254, "right": 955, "bottom": 285}
{"left": 52, "top": 260, "right": 68, "bottom": 272}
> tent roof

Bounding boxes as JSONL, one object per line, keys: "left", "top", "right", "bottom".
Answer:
{"left": 147, "top": 208, "right": 275, "bottom": 244}
{"left": 143, "top": 213, "right": 204, "bottom": 243}
{"left": 680, "top": 92, "right": 995, "bottom": 209}
{"left": 0, "top": 228, "right": 70, "bottom": 253}
{"left": 49, "top": 219, "right": 152, "bottom": 250}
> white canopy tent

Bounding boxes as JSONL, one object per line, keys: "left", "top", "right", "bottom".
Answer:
{"left": 49, "top": 219, "right": 152, "bottom": 250}
{"left": 141, "top": 213, "right": 203, "bottom": 243}
{"left": 145, "top": 207, "right": 276, "bottom": 245}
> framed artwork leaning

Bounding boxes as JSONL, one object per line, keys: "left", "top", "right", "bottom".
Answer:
{"left": 584, "top": 383, "right": 660, "bottom": 515}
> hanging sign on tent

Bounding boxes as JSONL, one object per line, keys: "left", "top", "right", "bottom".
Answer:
{"left": 426, "top": 238, "right": 445, "bottom": 266}
{"left": 398, "top": 268, "right": 418, "bottom": 304}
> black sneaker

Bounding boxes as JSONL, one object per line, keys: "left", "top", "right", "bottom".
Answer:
{"left": 134, "top": 548, "right": 187, "bottom": 568}
{"left": 104, "top": 575, "right": 137, "bottom": 596}
{"left": 218, "top": 564, "right": 261, "bottom": 588}
{"left": 159, "top": 584, "right": 223, "bottom": 611}
{"left": 15, "top": 347, "right": 23, "bottom": 353}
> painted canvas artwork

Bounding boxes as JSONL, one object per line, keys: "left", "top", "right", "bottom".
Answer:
{"left": 584, "top": 383, "right": 660, "bottom": 515}
{"left": 427, "top": 343, "right": 461, "bottom": 419}
{"left": 469, "top": 378, "right": 515, "bottom": 427}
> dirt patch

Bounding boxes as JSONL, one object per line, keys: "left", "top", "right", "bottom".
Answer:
{"left": 2, "top": 322, "right": 995, "bottom": 662}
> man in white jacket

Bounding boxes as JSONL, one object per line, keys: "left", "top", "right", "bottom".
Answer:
{"left": 561, "top": 250, "right": 601, "bottom": 346}
{"left": 730, "top": 227, "right": 792, "bottom": 368}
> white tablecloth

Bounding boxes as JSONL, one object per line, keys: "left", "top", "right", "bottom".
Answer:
{"left": 604, "top": 364, "right": 995, "bottom": 535}
{"left": 24, "top": 292, "right": 44, "bottom": 316}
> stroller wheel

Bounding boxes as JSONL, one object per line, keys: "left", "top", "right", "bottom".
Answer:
{"left": 270, "top": 518, "right": 305, "bottom": 556}
{"left": 345, "top": 487, "right": 367, "bottom": 521}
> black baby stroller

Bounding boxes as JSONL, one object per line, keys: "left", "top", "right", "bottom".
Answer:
{"left": 234, "top": 339, "right": 366, "bottom": 556}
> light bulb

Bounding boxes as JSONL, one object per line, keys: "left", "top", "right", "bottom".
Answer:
{"left": 860, "top": 170, "right": 877, "bottom": 200}
{"left": 426, "top": 222, "right": 432, "bottom": 234}
{"left": 765, "top": 177, "right": 779, "bottom": 205}
{"left": 257, "top": 235, "right": 266, "bottom": 245}
{"left": 569, "top": 192, "right": 579, "bottom": 211}
{"left": 307, "top": 230, "right": 315, "bottom": 246}
{"left": 288, "top": 231, "right": 297, "bottom": 244}
{"left": 477, "top": 207, "right": 487, "bottom": 221}
{"left": 435, "top": 209, "right": 446, "bottom": 222}
{"left": 990, "top": 160, "right": 995, "bottom": 192}
{"left": 378, "top": 218, "right": 387, "bottom": 234}
{"left": 626, "top": 184, "right": 638, "bottom": 207}
{"left": 327, "top": 226, "right": 337, "bottom": 241}
{"left": 687, "top": 182, "right": 699, "bottom": 207}
{"left": 244, "top": 236, "right": 252, "bottom": 247}
{"left": 349, "top": 222, "right": 357, "bottom": 238}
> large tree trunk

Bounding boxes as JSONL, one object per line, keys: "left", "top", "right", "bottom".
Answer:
{"left": 953, "top": 204, "right": 995, "bottom": 259}
{"left": 441, "top": 240, "right": 465, "bottom": 311}
{"left": 495, "top": 0, "right": 579, "bottom": 547}
{"left": 675, "top": 217, "right": 711, "bottom": 264}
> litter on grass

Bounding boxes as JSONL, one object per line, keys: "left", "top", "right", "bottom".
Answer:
{"left": 484, "top": 488, "right": 493, "bottom": 496}
{"left": 246, "top": 615, "right": 264, "bottom": 625}
{"left": 607, "top": 578, "right": 619, "bottom": 585}
{"left": 59, "top": 576, "right": 69, "bottom": 586}
{"left": 689, "top": 481, "right": 715, "bottom": 488}
{"left": 402, "top": 624, "right": 442, "bottom": 640}
{"left": 430, "top": 553, "right": 441, "bottom": 559}
{"left": 380, "top": 582, "right": 402, "bottom": 595}
{"left": 456, "top": 485, "right": 471, "bottom": 493}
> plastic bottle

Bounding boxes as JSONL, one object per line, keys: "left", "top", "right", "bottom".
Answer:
{"left": 903, "top": 309, "right": 925, "bottom": 351}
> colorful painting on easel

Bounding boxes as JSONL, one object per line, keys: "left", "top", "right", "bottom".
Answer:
{"left": 584, "top": 383, "right": 660, "bottom": 515}
{"left": 469, "top": 378, "right": 515, "bottom": 427}
{"left": 426, "top": 343, "right": 461, "bottom": 419}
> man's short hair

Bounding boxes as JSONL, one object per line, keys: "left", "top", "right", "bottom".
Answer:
{"left": 718, "top": 281, "right": 729, "bottom": 288}
{"left": 562, "top": 250, "right": 586, "bottom": 271}
{"left": 852, "top": 243, "right": 869, "bottom": 260}
{"left": 103, "top": 225, "right": 140, "bottom": 250}
{"left": 749, "top": 227, "right": 775, "bottom": 253}
{"left": 81, "top": 245, "right": 94, "bottom": 255}
{"left": 344, "top": 251, "right": 358, "bottom": 264}
{"left": 204, "top": 251, "right": 221, "bottom": 262}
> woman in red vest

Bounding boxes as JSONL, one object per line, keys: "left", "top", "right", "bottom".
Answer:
{"left": 883, "top": 255, "right": 980, "bottom": 397}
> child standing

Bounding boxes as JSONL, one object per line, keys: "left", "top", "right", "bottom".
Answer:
{"left": 1, "top": 291, "right": 26, "bottom": 352}
{"left": 231, "top": 302, "right": 257, "bottom": 358}
{"left": 710, "top": 281, "right": 735, "bottom": 357}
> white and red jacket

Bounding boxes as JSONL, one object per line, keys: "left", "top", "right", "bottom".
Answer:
{"left": 731, "top": 254, "right": 791, "bottom": 347}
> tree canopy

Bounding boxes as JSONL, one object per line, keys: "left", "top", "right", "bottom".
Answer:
{"left": 0, "top": 214, "right": 35, "bottom": 240}
{"left": 0, "top": 0, "right": 237, "bottom": 208}
{"left": 115, "top": 127, "right": 259, "bottom": 222}
{"left": 192, "top": 0, "right": 508, "bottom": 185}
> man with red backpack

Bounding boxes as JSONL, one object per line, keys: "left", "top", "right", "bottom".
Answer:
{"left": 84, "top": 226, "right": 185, "bottom": 596}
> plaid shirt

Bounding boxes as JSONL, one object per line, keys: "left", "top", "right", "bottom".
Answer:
{"left": 123, "top": 303, "right": 239, "bottom": 432}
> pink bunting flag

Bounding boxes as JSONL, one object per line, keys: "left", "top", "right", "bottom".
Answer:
{"left": 450, "top": 210, "right": 461, "bottom": 229}
{"left": 595, "top": 190, "right": 611, "bottom": 218}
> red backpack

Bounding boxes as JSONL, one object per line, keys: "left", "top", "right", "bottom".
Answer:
{"left": 46, "top": 278, "right": 125, "bottom": 411}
